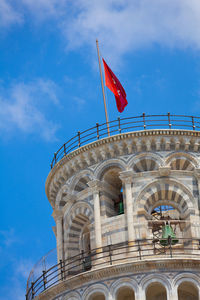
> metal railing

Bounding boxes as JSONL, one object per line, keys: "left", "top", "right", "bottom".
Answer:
{"left": 26, "top": 238, "right": 200, "bottom": 299}
{"left": 50, "top": 113, "right": 200, "bottom": 168}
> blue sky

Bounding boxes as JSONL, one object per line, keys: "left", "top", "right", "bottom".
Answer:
{"left": 1, "top": 1, "right": 200, "bottom": 299}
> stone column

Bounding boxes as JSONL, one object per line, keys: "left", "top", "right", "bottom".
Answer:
{"left": 107, "top": 293, "right": 114, "bottom": 300}
{"left": 170, "top": 287, "right": 178, "bottom": 300}
{"left": 191, "top": 169, "right": 200, "bottom": 245}
{"left": 194, "top": 169, "right": 200, "bottom": 210}
{"left": 53, "top": 210, "right": 63, "bottom": 263}
{"left": 136, "top": 286, "right": 146, "bottom": 300}
{"left": 120, "top": 171, "right": 134, "bottom": 245}
{"left": 88, "top": 180, "right": 102, "bottom": 252}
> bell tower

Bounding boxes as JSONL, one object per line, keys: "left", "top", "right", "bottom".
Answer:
{"left": 26, "top": 114, "right": 200, "bottom": 300}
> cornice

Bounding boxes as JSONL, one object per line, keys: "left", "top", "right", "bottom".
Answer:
{"left": 45, "top": 129, "right": 200, "bottom": 206}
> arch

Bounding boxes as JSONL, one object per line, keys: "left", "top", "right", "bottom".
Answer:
{"left": 101, "top": 166, "right": 122, "bottom": 188}
{"left": 68, "top": 201, "right": 94, "bottom": 224}
{"left": 70, "top": 169, "right": 94, "bottom": 194}
{"left": 63, "top": 199, "right": 76, "bottom": 221}
{"left": 94, "top": 158, "right": 126, "bottom": 180}
{"left": 128, "top": 153, "right": 163, "bottom": 172}
{"left": 95, "top": 159, "right": 126, "bottom": 218}
{"left": 55, "top": 183, "right": 69, "bottom": 208}
{"left": 110, "top": 278, "right": 138, "bottom": 300}
{"left": 64, "top": 202, "right": 94, "bottom": 259}
{"left": 136, "top": 179, "right": 195, "bottom": 215}
{"left": 178, "top": 281, "right": 199, "bottom": 300}
{"left": 88, "top": 293, "right": 105, "bottom": 300}
{"left": 174, "top": 275, "right": 200, "bottom": 300}
{"left": 170, "top": 158, "right": 194, "bottom": 171}
{"left": 83, "top": 283, "right": 109, "bottom": 300}
{"left": 146, "top": 282, "right": 167, "bottom": 300}
{"left": 141, "top": 274, "right": 171, "bottom": 295}
{"left": 136, "top": 179, "right": 197, "bottom": 241}
{"left": 165, "top": 152, "right": 198, "bottom": 170}
{"left": 173, "top": 273, "right": 200, "bottom": 288}
{"left": 64, "top": 291, "right": 81, "bottom": 300}
{"left": 116, "top": 287, "right": 135, "bottom": 300}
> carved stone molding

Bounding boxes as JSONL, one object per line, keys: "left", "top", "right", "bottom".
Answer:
{"left": 119, "top": 170, "right": 134, "bottom": 184}
{"left": 46, "top": 129, "right": 200, "bottom": 208}
{"left": 87, "top": 180, "right": 102, "bottom": 193}
{"left": 159, "top": 166, "right": 171, "bottom": 176}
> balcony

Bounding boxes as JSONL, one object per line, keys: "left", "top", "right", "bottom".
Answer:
{"left": 50, "top": 113, "right": 200, "bottom": 169}
{"left": 26, "top": 237, "right": 200, "bottom": 300}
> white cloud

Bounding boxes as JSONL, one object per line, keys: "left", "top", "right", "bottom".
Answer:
{"left": 0, "top": 79, "right": 59, "bottom": 141}
{"left": 0, "top": 259, "right": 35, "bottom": 300}
{"left": 60, "top": 0, "right": 200, "bottom": 66}
{"left": 0, "top": 228, "right": 38, "bottom": 300}
{"left": 0, "top": 0, "right": 22, "bottom": 27}
{"left": 2, "top": 1, "right": 200, "bottom": 64}
{"left": 73, "top": 96, "right": 86, "bottom": 111}
{"left": 21, "top": 0, "right": 67, "bottom": 20}
{"left": 0, "top": 228, "right": 19, "bottom": 247}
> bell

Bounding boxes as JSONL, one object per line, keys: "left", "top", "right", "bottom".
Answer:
{"left": 160, "top": 224, "right": 178, "bottom": 246}
{"left": 118, "top": 200, "right": 124, "bottom": 215}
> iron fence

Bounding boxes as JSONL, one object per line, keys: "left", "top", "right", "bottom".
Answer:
{"left": 26, "top": 238, "right": 200, "bottom": 299}
{"left": 50, "top": 113, "right": 200, "bottom": 168}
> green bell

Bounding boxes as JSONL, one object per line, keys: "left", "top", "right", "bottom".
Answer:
{"left": 118, "top": 200, "right": 124, "bottom": 215}
{"left": 160, "top": 224, "right": 178, "bottom": 246}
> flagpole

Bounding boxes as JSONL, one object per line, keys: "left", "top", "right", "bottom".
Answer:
{"left": 96, "top": 39, "right": 110, "bottom": 137}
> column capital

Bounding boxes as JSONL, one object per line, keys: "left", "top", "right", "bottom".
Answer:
{"left": 119, "top": 170, "right": 134, "bottom": 184}
{"left": 88, "top": 180, "right": 102, "bottom": 193}
{"left": 158, "top": 166, "right": 171, "bottom": 177}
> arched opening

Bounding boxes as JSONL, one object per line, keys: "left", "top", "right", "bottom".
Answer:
{"left": 178, "top": 281, "right": 199, "bottom": 300}
{"left": 146, "top": 282, "right": 167, "bottom": 300}
{"left": 66, "top": 212, "right": 92, "bottom": 274}
{"left": 74, "top": 174, "right": 92, "bottom": 194}
{"left": 88, "top": 292, "right": 105, "bottom": 300}
{"left": 137, "top": 180, "right": 194, "bottom": 241}
{"left": 150, "top": 204, "right": 183, "bottom": 253}
{"left": 116, "top": 286, "right": 135, "bottom": 300}
{"left": 101, "top": 166, "right": 124, "bottom": 217}
{"left": 81, "top": 225, "right": 91, "bottom": 271}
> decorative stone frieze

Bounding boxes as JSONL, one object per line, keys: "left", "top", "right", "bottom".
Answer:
{"left": 46, "top": 130, "right": 200, "bottom": 207}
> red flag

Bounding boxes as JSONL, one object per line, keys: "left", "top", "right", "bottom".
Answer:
{"left": 102, "top": 58, "right": 128, "bottom": 113}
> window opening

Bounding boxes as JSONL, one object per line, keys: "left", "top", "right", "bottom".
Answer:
{"left": 89, "top": 294, "right": 105, "bottom": 300}
{"left": 178, "top": 282, "right": 199, "bottom": 300}
{"left": 116, "top": 287, "right": 135, "bottom": 300}
{"left": 113, "top": 188, "right": 124, "bottom": 215}
{"left": 146, "top": 283, "right": 167, "bottom": 300}
{"left": 81, "top": 226, "right": 91, "bottom": 271}
{"left": 149, "top": 204, "right": 181, "bottom": 254}
{"left": 102, "top": 167, "right": 124, "bottom": 217}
